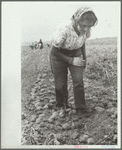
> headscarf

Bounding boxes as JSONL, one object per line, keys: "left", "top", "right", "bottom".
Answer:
{"left": 71, "top": 7, "right": 93, "bottom": 27}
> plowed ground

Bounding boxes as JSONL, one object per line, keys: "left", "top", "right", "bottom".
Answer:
{"left": 21, "top": 37, "right": 118, "bottom": 145}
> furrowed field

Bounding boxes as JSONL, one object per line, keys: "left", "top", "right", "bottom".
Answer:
{"left": 21, "top": 37, "right": 118, "bottom": 145}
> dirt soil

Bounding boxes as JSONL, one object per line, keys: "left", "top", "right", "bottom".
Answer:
{"left": 21, "top": 37, "right": 118, "bottom": 145}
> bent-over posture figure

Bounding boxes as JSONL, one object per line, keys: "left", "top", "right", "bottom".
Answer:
{"left": 50, "top": 7, "right": 98, "bottom": 117}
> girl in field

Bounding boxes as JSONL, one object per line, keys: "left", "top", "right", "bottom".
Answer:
{"left": 50, "top": 7, "right": 98, "bottom": 117}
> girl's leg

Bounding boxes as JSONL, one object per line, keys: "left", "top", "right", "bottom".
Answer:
{"left": 69, "top": 64, "right": 86, "bottom": 110}
{"left": 50, "top": 53, "right": 68, "bottom": 107}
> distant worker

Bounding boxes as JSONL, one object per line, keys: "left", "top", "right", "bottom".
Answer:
{"left": 38, "top": 39, "right": 43, "bottom": 49}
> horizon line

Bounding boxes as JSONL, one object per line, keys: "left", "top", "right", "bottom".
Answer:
{"left": 21, "top": 36, "right": 117, "bottom": 44}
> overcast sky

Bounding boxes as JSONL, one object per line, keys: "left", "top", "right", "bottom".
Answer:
{"left": 2, "top": 2, "right": 120, "bottom": 43}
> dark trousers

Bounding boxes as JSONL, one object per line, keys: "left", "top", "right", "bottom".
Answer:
{"left": 50, "top": 50, "right": 86, "bottom": 110}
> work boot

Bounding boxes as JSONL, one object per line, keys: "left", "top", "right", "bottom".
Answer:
{"left": 76, "top": 108, "right": 91, "bottom": 118}
{"left": 63, "top": 103, "right": 71, "bottom": 109}
{"left": 76, "top": 109, "right": 83, "bottom": 118}
{"left": 53, "top": 103, "right": 64, "bottom": 110}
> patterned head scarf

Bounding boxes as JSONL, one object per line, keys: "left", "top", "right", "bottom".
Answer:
{"left": 71, "top": 7, "right": 94, "bottom": 27}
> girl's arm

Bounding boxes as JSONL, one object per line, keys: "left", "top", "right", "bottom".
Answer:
{"left": 81, "top": 43, "right": 87, "bottom": 68}
{"left": 81, "top": 43, "right": 86, "bottom": 60}
{"left": 51, "top": 46, "right": 74, "bottom": 64}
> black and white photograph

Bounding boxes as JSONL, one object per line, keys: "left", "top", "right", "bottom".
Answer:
{"left": 2, "top": 1, "right": 121, "bottom": 149}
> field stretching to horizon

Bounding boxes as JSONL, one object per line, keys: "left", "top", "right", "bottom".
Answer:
{"left": 21, "top": 37, "right": 118, "bottom": 146}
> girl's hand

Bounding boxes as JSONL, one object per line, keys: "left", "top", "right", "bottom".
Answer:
{"left": 72, "top": 57, "right": 85, "bottom": 66}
